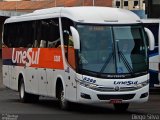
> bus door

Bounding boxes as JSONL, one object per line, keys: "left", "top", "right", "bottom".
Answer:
{"left": 61, "top": 18, "right": 77, "bottom": 101}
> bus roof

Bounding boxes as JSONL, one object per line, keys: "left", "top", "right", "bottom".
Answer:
{"left": 5, "top": 7, "right": 141, "bottom": 24}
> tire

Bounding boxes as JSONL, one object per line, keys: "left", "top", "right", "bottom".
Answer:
{"left": 19, "top": 79, "right": 29, "bottom": 103}
{"left": 114, "top": 103, "right": 129, "bottom": 112}
{"left": 19, "top": 78, "right": 39, "bottom": 103}
{"left": 58, "top": 86, "right": 70, "bottom": 110}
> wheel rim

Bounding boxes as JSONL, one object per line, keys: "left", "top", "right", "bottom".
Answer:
{"left": 20, "top": 83, "right": 25, "bottom": 99}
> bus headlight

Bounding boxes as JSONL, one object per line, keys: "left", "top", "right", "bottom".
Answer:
{"left": 80, "top": 80, "right": 98, "bottom": 89}
{"left": 134, "top": 80, "right": 149, "bottom": 88}
{"left": 75, "top": 78, "right": 98, "bottom": 89}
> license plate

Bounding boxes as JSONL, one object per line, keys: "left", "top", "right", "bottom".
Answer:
{"left": 110, "top": 99, "right": 122, "bottom": 104}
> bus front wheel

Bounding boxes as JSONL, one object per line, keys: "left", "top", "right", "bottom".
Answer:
{"left": 58, "top": 86, "right": 70, "bottom": 110}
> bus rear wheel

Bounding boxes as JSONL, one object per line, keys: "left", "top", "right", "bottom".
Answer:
{"left": 19, "top": 79, "right": 29, "bottom": 103}
{"left": 113, "top": 103, "right": 129, "bottom": 112}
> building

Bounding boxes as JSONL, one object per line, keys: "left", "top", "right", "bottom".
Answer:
{"left": 113, "top": 0, "right": 146, "bottom": 18}
{"left": 0, "top": 0, "right": 112, "bottom": 12}
{"left": 113, "top": 0, "right": 145, "bottom": 10}
{"left": 145, "top": 0, "right": 160, "bottom": 18}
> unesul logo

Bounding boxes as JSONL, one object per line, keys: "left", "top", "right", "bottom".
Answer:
{"left": 114, "top": 81, "right": 138, "bottom": 86}
{"left": 12, "top": 48, "right": 40, "bottom": 67}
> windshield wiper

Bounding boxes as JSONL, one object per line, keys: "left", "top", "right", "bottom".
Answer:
{"left": 117, "top": 42, "right": 133, "bottom": 73}
{"left": 98, "top": 52, "right": 114, "bottom": 76}
{"left": 98, "top": 43, "right": 134, "bottom": 77}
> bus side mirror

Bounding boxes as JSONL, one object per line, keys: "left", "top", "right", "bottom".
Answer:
{"left": 144, "top": 27, "right": 155, "bottom": 51}
{"left": 70, "top": 26, "right": 80, "bottom": 50}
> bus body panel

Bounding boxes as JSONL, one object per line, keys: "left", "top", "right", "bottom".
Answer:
{"left": 45, "top": 69, "right": 55, "bottom": 97}
{"left": 3, "top": 65, "right": 10, "bottom": 88}
{"left": 2, "top": 47, "right": 66, "bottom": 96}
{"left": 77, "top": 84, "right": 149, "bottom": 104}
{"left": 25, "top": 67, "right": 38, "bottom": 94}
{"left": 65, "top": 67, "right": 77, "bottom": 102}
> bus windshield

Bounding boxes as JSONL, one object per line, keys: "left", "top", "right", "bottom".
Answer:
{"left": 77, "top": 24, "right": 148, "bottom": 78}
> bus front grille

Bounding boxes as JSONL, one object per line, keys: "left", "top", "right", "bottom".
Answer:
{"left": 97, "top": 94, "right": 135, "bottom": 100}
{"left": 93, "top": 86, "right": 138, "bottom": 92}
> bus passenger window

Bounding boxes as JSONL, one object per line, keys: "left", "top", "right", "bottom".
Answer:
{"left": 36, "top": 18, "right": 60, "bottom": 48}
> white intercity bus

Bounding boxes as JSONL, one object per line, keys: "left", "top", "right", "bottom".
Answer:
{"left": 2, "top": 7, "right": 155, "bottom": 111}
{"left": 141, "top": 19, "right": 160, "bottom": 89}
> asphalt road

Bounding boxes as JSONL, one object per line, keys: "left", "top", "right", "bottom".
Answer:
{"left": 0, "top": 88, "right": 159, "bottom": 120}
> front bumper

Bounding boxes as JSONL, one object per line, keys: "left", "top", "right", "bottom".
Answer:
{"left": 77, "top": 84, "right": 149, "bottom": 104}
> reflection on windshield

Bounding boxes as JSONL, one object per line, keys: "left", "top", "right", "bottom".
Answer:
{"left": 77, "top": 25, "right": 148, "bottom": 77}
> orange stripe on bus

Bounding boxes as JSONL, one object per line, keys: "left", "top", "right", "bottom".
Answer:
{"left": 31, "top": 48, "right": 64, "bottom": 69}
{"left": 3, "top": 48, "right": 64, "bottom": 70}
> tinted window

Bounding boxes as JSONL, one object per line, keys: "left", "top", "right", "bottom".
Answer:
{"left": 3, "top": 18, "right": 60, "bottom": 48}
{"left": 35, "top": 18, "right": 60, "bottom": 48}
{"left": 3, "top": 22, "right": 35, "bottom": 47}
